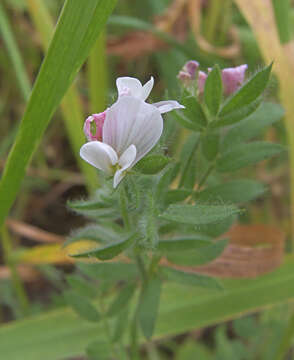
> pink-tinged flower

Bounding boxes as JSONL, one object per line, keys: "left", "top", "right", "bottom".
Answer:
{"left": 198, "top": 71, "right": 208, "bottom": 94}
{"left": 177, "top": 60, "right": 199, "bottom": 85}
{"left": 80, "top": 97, "right": 164, "bottom": 188}
{"left": 116, "top": 76, "right": 184, "bottom": 114}
{"left": 197, "top": 64, "right": 248, "bottom": 95}
{"left": 221, "top": 64, "right": 248, "bottom": 95}
{"left": 83, "top": 112, "right": 106, "bottom": 141}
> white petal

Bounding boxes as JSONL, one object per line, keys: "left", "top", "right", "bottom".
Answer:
{"left": 116, "top": 77, "right": 142, "bottom": 98}
{"left": 103, "top": 97, "right": 163, "bottom": 164}
{"left": 80, "top": 141, "right": 118, "bottom": 174}
{"left": 113, "top": 144, "right": 137, "bottom": 188}
{"left": 141, "top": 76, "right": 154, "bottom": 101}
{"left": 118, "top": 144, "right": 137, "bottom": 168}
{"left": 152, "top": 100, "right": 185, "bottom": 114}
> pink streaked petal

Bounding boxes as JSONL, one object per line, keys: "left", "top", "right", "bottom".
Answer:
{"left": 103, "top": 96, "right": 163, "bottom": 164}
{"left": 83, "top": 112, "right": 106, "bottom": 141}
{"left": 198, "top": 71, "right": 208, "bottom": 94}
{"left": 152, "top": 100, "right": 185, "bottom": 114}
{"left": 222, "top": 64, "right": 248, "bottom": 95}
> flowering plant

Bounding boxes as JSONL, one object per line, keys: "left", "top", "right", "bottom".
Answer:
{"left": 65, "top": 63, "right": 284, "bottom": 358}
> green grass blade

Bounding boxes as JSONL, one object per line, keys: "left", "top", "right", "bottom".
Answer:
{"left": 0, "top": 0, "right": 117, "bottom": 227}
{"left": 0, "top": 2, "right": 31, "bottom": 101}
{"left": 26, "top": 0, "right": 101, "bottom": 192}
{"left": 1, "top": 257, "right": 294, "bottom": 360}
{"left": 88, "top": 31, "right": 108, "bottom": 113}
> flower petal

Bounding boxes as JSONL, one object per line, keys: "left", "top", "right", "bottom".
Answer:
{"left": 80, "top": 141, "right": 118, "bottom": 174}
{"left": 152, "top": 100, "right": 185, "bottom": 114}
{"left": 103, "top": 96, "right": 163, "bottom": 164}
{"left": 116, "top": 77, "right": 142, "bottom": 97}
{"left": 113, "top": 144, "right": 137, "bottom": 188}
{"left": 141, "top": 77, "right": 154, "bottom": 101}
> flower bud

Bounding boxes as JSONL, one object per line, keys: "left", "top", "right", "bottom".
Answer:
{"left": 83, "top": 111, "right": 106, "bottom": 141}
{"left": 177, "top": 60, "right": 199, "bottom": 85}
{"left": 222, "top": 64, "right": 248, "bottom": 95}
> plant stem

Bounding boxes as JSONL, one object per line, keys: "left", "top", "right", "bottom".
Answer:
{"left": 1, "top": 225, "right": 29, "bottom": 315}
{"left": 179, "top": 135, "right": 201, "bottom": 188}
{"left": 196, "top": 162, "right": 215, "bottom": 192}
{"left": 120, "top": 185, "right": 131, "bottom": 231}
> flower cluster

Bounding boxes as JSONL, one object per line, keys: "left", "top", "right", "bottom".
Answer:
{"left": 178, "top": 60, "right": 248, "bottom": 95}
{"left": 80, "top": 77, "right": 184, "bottom": 188}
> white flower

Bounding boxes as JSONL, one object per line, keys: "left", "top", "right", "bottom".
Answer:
{"left": 80, "top": 96, "right": 164, "bottom": 188}
{"left": 116, "top": 76, "right": 184, "bottom": 114}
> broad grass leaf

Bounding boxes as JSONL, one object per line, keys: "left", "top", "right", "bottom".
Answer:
{"left": 0, "top": 0, "right": 117, "bottom": 227}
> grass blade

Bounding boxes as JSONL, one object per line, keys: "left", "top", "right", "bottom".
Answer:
{"left": 0, "top": 0, "right": 117, "bottom": 227}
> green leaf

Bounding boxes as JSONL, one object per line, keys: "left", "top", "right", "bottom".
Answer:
{"left": 86, "top": 341, "right": 111, "bottom": 360}
{"left": 160, "top": 204, "right": 240, "bottom": 225}
{"left": 78, "top": 263, "right": 138, "bottom": 282}
{"left": 182, "top": 96, "right": 207, "bottom": 128}
{"left": 65, "top": 224, "right": 121, "bottom": 246}
{"left": 158, "top": 235, "right": 212, "bottom": 252}
{"left": 138, "top": 276, "right": 162, "bottom": 339}
{"left": 0, "top": 0, "right": 117, "bottom": 227}
{"left": 66, "top": 275, "right": 97, "bottom": 298}
{"left": 204, "top": 65, "right": 223, "bottom": 115}
{"left": 220, "top": 64, "right": 272, "bottom": 116}
{"left": 165, "top": 189, "right": 191, "bottom": 205}
{"left": 167, "top": 238, "right": 228, "bottom": 266}
{"left": 135, "top": 155, "right": 170, "bottom": 174}
{"left": 161, "top": 267, "right": 222, "bottom": 290}
{"left": 196, "top": 215, "right": 237, "bottom": 237}
{"left": 172, "top": 110, "right": 202, "bottom": 131}
{"left": 70, "top": 233, "right": 137, "bottom": 260}
{"left": 2, "top": 257, "right": 294, "bottom": 360}
{"left": 107, "top": 283, "right": 136, "bottom": 317}
{"left": 212, "top": 99, "right": 261, "bottom": 128}
{"left": 179, "top": 134, "right": 200, "bottom": 189}
{"left": 196, "top": 179, "right": 266, "bottom": 203}
{"left": 222, "top": 102, "right": 284, "bottom": 150}
{"left": 217, "top": 142, "right": 285, "bottom": 172}
{"left": 64, "top": 290, "right": 100, "bottom": 323}
{"left": 201, "top": 133, "right": 219, "bottom": 161}
{"left": 111, "top": 306, "right": 130, "bottom": 343}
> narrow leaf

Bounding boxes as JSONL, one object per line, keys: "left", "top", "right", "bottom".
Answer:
{"left": 161, "top": 204, "right": 240, "bottom": 225}
{"left": 182, "top": 96, "right": 207, "bottom": 127}
{"left": 217, "top": 142, "right": 285, "bottom": 172}
{"left": 78, "top": 263, "right": 138, "bottom": 282}
{"left": 135, "top": 155, "right": 170, "bottom": 174}
{"left": 161, "top": 267, "right": 222, "bottom": 290}
{"left": 220, "top": 64, "right": 272, "bottom": 116}
{"left": 158, "top": 235, "right": 212, "bottom": 252}
{"left": 66, "top": 275, "right": 97, "bottom": 298}
{"left": 196, "top": 179, "right": 266, "bottom": 203}
{"left": 204, "top": 65, "right": 223, "bottom": 115}
{"left": 107, "top": 283, "right": 136, "bottom": 317}
{"left": 138, "top": 276, "right": 162, "bottom": 339}
{"left": 70, "top": 234, "right": 137, "bottom": 260}
{"left": 167, "top": 238, "right": 228, "bottom": 266}
{"left": 64, "top": 290, "right": 100, "bottom": 322}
